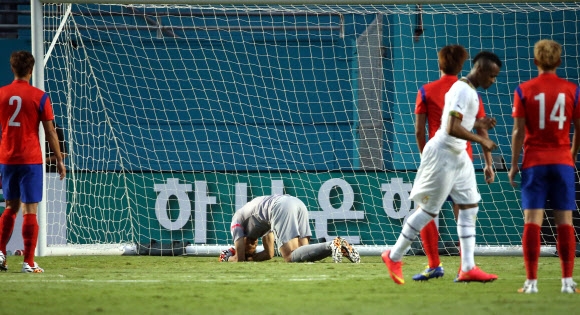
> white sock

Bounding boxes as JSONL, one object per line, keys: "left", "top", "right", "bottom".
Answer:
{"left": 458, "top": 207, "right": 478, "bottom": 272}
{"left": 390, "top": 208, "right": 434, "bottom": 261}
{"left": 562, "top": 277, "right": 575, "bottom": 286}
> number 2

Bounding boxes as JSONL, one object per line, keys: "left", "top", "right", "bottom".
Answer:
{"left": 8, "top": 95, "right": 22, "bottom": 127}
{"left": 535, "top": 92, "right": 566, "bottom": 130}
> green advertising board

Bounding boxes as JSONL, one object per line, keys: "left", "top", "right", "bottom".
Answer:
{"left": 66, "top": 171, "right": 523, "bottom": 247}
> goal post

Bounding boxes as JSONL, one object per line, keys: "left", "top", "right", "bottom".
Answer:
{"left": 30, "top": 0, "right": 580, "bottom": 256}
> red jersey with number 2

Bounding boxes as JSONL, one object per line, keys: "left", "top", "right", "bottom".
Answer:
{"left": 513, "top": 73, "right": 580, "bottom": 168}
{"left": 415, "top": 74, "right": 486, "bottom": 159}
{"left": 0, "top": 80, "right": 55, "bottom": 164}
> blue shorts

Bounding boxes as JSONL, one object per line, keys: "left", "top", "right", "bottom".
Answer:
{"left": 520, "top": 164, "right": 576, "bottom": 211}
{"left": 0, "top": 164, "right": 43, "bottom": 203}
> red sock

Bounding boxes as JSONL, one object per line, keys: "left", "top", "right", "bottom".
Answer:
{"left": 522, "top": 223, "right": 541, "bottom": 280}
{"left": 22, "top": 214, "right": 39, "bottom": 266}
{"left": 557, "top": 224, "right": 576, "bottom": 278}
{"left": 0, "top": 208, "right": 17, "bottom": 254}
{"left": 420, "top": 220, "right": 440, "bottom": 268}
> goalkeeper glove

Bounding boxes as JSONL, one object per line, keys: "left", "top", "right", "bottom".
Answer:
{"left": 218, "top": 247, "right": 236, "bottom": 262}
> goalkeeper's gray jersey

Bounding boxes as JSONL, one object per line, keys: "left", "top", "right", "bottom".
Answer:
{"left": 230, "top": 194, "right": 312, "bottom": 246}
{"left": 230, "top": 195, "right": 284, "bottom": 242}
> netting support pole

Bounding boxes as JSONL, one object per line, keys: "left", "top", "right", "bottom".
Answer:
{"left": 32, "top": 0, "right": 48, "bottom": 257}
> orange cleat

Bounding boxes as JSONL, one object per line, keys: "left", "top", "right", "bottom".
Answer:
{"left": 382, "top": 250, "right": 405, "bottom": 285}
{"left": 456, "top": 266, "right": 497, "bottom": 283}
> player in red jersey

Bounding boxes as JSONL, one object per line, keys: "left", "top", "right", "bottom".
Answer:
{"left": 0, "top": 51, "right": 66, "bottom": 273}
{"left": 509, "top": 39, "right": 580, "bottom": 294}
{"left": 412, "top": 45, "right": 495, "bottom": 281}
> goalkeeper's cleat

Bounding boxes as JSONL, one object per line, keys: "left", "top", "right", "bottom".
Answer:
{"left": 382, "top": 250, "right": 405, "bottom": 285}
{"left": 518, "top": 280, "right": 538, "bottom": 293}
{"left": 561, "top": 279, "right": 580, "bottom": 294}
{"left": 412, "top": 264, "right": 445, "bottom": 281}
{"left": 218, "top": 247, "right": 236, "bottom": 262}
{"left": 455, "top": 266, "right": 497, "bottom": 283}
{"left": 21, "top": 262, "right": 44, "bottom": 273}
{"left": 330, "top": 237, "right": 343, "bottom": 263}
{"left": 0, "top": 250, "right": 6, "bottom": 272}
{"left": 339, "top": 237, "right": 360, "bottom": 263}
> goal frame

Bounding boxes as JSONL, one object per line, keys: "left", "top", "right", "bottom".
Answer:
{"left": 31, "top": 0, "right": 576, "bottom": 257}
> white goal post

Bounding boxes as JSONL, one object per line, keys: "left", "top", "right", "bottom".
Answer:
{"left": 29, "top": 0, "right": 580, "bottom": 257}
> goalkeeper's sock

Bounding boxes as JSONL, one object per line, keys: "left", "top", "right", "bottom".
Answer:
{"left": 290, "top": 243, "right": 331, "bottom": 262}
{"left": 522, "top": 223, "right": 540, "bottom": 280}
{"left": 420, "top": 219, "right": 440, "bottom": 268}
{"left": 22, "top": 214, "right": 39, "bottom": 266}
{"left": 390, "top": 208, "right": 433, "bottom": 261}
{"left": 458, "top": 207, "right": 478, "bottom": 272}
{"left": 0, "top": 207, "right": 17, "bottom": 253}
{"left": 557, "top": 224, "right": 575, "bottom": 278}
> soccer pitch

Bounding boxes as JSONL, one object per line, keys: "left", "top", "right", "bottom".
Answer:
{"left": 1, "top": 255, "right": 579, "bottom": 314}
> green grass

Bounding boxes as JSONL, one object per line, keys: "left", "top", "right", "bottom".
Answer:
{"left": 1, "top": 255, "right": 579, "bottom": 315}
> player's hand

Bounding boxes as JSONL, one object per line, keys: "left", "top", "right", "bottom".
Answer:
{"left": 56, "top": 161, "right": 66, "bottom": 180}
{"left": 474, "top": 116, "right": 497, "bottom": 130}
{"left": 508, "top": 166, "right": 519, "bottom": 187}
{"left": 481, "top": 138, "right": 497, "bottom": 152}
{"left": 218, "top": 247, "right": 236, "bottom": 262}
{"left": 484, "top": 165, "right": 495, "bottom": 184}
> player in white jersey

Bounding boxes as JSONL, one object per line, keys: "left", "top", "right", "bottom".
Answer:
{"left": 382, "top": 51, "right": 502, "bottom": 284}
{"left": 220, "top": 194, "right": 360, "bottom": 263}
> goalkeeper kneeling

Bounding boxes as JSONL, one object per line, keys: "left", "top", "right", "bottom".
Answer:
{"left": 219, "top": 194, "right": 360, "bottom": 263}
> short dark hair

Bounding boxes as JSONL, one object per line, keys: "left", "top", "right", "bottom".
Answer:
{"left": 472, "top": 51, "right": 502, "bottom": 68}
{"left": 10, "top": 50, "right": 35, "bottom": 78}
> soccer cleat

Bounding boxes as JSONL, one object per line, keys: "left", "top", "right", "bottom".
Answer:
{"left": 0, "top": 250, "right": 6, "bottom": 272}
{"left": 412, "top": 264, "right": 445, "bottom": 281}
{"left": 455, "top": 266, "right": 497, "bottom": 283}
{"left": 339, "top": 237, "right": 360, "bottom": 263}
{"left": 330, "top": 237, "right": 343, "bottom": 263}
{"left": 517, "top": 280, "right": 538, "bottom": 293}
{"left": 218, "top": 247, "right": 236, "bottom": 262}
{"left": 21, "top": 262, "right": 44, "bottom": 273}
{"left": 561, "top": 280, "right": 580, "bottom": 294}
{"left": 382, "top": 250, "right": 405, "bottom": 285}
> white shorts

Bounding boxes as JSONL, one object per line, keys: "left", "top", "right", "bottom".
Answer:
{"left": 409, "top": 139, "right": 480, "bottom": 215}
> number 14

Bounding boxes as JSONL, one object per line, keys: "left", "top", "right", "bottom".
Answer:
{"left": 535, "top": 92, "right": 566, "bottom": 130}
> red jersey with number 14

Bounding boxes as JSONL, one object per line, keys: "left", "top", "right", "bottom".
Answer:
{"left": 0, "top": 80, "right": 55, "bottom": 164}
{"left": 512, "top": 73, "right": 580, "bottom": 168}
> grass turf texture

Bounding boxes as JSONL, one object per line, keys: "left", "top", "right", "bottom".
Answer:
{"left": 1, "top": 255, "right": 579, "bottom": 314}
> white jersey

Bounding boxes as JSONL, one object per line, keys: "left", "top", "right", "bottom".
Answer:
{"left": 434, "top": 78, "right": 480, "bottom": 153}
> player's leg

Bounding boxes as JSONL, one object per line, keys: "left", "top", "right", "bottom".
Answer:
{"left": 452, "top": 153, "right": 496, "bottom": 282}
{"left": 0, "top": 165, "right": 22, "bottom": 271}
{"left": 413, "top": 200, "right": 451, "bottom": 281}
{"left": 549, "top": 165, "right": 578, "bottom": 293}
{"left": 19, "top": 164, "right": 44, "bottom": 273}
{"left": 383, "top": 141, "right": 452, "bottom": 284}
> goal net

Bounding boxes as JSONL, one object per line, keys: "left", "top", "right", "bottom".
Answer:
{"left": 34, "top": 1, "right": 580, "bottom": 256}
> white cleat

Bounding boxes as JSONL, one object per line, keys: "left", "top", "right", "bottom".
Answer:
{"left": 22, "top": 262, "right": 44, "bottom": 273}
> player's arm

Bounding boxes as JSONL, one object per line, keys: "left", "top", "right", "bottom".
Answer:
{"left": 572, "top": 118, "right": 580, "bottom": 163}
{"left": 446, "top": 112, "right": 497, "bottom": 152}
{"left": 229, "top": 237, "right": 246, "bottom": 262}
{"left": 251, "top": 232, "right": 275, "bottom": 262}
{"left": 476, "top": 127, "right": 495, "bottom": 184}
{"left": 42, "top": 120, "right": 66, "bottom": 180}
{"left": 415, "top": 113, "right": 427, "bottom": 154}
{"left": 508, "top": 117, "right": 525, "bottom": 187}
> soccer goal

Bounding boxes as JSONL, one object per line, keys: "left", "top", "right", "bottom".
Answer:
{"left": 31, "top": 0, "right": 580, "bottom": 256}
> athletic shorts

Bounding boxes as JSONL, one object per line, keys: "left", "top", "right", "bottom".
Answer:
{"left": 409, "top": 139, "right": 480, "bottom": 215}
{"left": 270, "top": 195, "right": 312, "bottom": 248}
{"left": 520, "top": 164, "right": 576, "bottom": 211}
{"left": 0, "top": 164, "right": 43, "bottom": 203}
